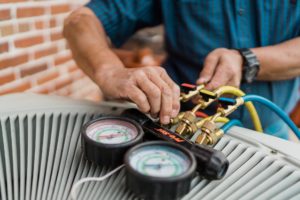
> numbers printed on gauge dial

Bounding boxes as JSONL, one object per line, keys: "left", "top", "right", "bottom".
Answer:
{"left": 129, "top": 145, "right": 191, "bottom": 177}
{"left": 86, "top": 119, "right": 138, "bottom": 144}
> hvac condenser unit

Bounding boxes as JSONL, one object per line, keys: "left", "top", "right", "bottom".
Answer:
{"left": 0, "top": 94, "right": 299, "bottom": 200}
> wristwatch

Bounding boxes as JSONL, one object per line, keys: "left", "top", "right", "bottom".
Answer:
{"left": 237, "top": 48, "right": 260, "bottom": 83}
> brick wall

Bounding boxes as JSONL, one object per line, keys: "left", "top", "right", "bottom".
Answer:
{"left": 0, "top": 0, "right": 102, "bottom": 101}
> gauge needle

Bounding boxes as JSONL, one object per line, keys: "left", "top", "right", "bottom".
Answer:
{"left": 99, "top": 133, "right": 124, "bottom": 139}
{"left": 144, "top": 163, "right": 175, "bottom": 170}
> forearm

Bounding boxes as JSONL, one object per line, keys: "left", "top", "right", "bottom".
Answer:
{"left": 63, "top": 7, "right": 180, "bottom": 124}
{"left": 63, "top": 7, "right": 124, "bottom": 84}
{"left": 251, "top": 37, "right": 300, "bottom": 80}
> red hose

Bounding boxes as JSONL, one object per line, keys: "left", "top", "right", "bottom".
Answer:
{"left": 195, "top": 111, "right": 209, "bottom": 118}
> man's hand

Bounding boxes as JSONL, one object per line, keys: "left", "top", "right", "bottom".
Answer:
{"left": 97, "top": 66, "right": 181, "bottom": 124}
{"left": 196, "top": 48, "right": 243, "bottom": 90}
{"left": 63, "top": 8, "right": 180, "bottom": 124}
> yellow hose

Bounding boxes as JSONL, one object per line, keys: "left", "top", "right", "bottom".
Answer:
{"left": 214, "top": 86, "right": 263, "bottom": 132}
{"left": 215, "top": 117, "right": 230, "bottom": 123}
{"left": 196, "top": 116, "right": 230, "bottom": 127}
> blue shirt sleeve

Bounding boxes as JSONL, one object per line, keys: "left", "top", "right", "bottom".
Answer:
{"left": 86, "top": 0, "right": 162, "bottom": 47}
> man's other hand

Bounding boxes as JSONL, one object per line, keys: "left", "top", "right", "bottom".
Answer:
{"left": 196, "top": 48, "right": 243, "bottom": 90}
{"left": 97, "top": 66, "right": 180, "bottom": 124}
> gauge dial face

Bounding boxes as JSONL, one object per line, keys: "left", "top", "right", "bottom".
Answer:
{"left": 129, "top": 145, "right": 190, "bottom": 177}
{"left": 86, "top": 119, "right": 138, "bottom": 144}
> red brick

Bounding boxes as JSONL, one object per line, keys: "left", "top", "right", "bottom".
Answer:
{"left": 20, "top": 63, "right": 48, "bottom": 77}
{"left": 37, "top": 69, "right": 59, "bottom": 84}
{"left": 51, "top": 5, "right": 71, "bottom": 14}
{"left": 34, "top": 21, "right": 44, "bottom": 30}
{"left": 15, "top": 35, "right": 43, "bottom": 48}
{"left": 55, "top": 85, "right": 72, "bottom": 96}
{"left": 50, "top": 32, "right": 63, "bottom": 41}
{"left": 54, "top": 54, "right": 72, "bottom": 65}
{"left": 0, "top": 9, "right": 10, "bottom": 20}
{"left": 55, "top": 76, "right": 72, "bottom": 90}
{"left": 0, "top": 53, "right": 29, "bottom": 69}
{"left": 0, "top": 0, "right": 25, "bottom": 2}
{"left": 0, "top": 24, "right": 14, "bottom": 36}
{"left": 49, "top": 18, "right": 57, "bottom": 28}
{"left": 0, "top": 42, "right": 9, "bottom": 53}
{"left": 18, "top": 23, "right": 30, "bottom": 33}
{"left": 0, "top": 70, "right": 15, "bottom": 85}
{"left": 17, "top": 7, "right": 45, "bottom": 18}
{"left": 33, "top": 86, "right": 50, "bottom": 94}
{"left": 34, "top": 46, "right": 58, "bottom": 59}
{"left": 0, "top": 80, "right": 31, "bottom": 95}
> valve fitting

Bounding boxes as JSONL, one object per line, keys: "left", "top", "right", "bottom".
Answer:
{"left": 196, "top": 121, "right": 224, "bottom": 145}
{"left": 170, "top": 112, "right": 185, "bottom": 125}
{"left": 175, "top": 111, "right": 198, "bottom": 136}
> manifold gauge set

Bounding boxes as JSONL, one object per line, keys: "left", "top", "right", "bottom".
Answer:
{"left": 81, "top": 112, "right": 227, "bottom": 200}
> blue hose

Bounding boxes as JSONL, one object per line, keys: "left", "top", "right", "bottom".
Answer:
{"left": 221, "top": 119, "right": 243, "bottom": 133}
{"left": 218, "top": 97, "right": 236, "bottom": 104}
{"left": 242, "top": 95, "right": 300, "bottom": 139}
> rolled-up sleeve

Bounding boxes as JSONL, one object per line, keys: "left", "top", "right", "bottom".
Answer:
{"left": 86, "top": 0, "right": 162, "bottom": 47}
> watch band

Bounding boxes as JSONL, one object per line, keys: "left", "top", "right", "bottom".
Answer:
{"left": 238, "top": 48, "right": 260, "bottom": 83}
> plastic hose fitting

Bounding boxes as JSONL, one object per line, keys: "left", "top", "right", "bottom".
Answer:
{"left": 179, "top": 84, "right": 205, "bottom": 102}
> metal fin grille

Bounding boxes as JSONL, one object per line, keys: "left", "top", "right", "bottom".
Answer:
{"left": 183, "top": 137, "right": 300, "bottom": 200}
{"left": 0, "top": 94, "right": 300, "bottom": 200}
{"left": 0, "top": 111, "right": 136, "bottom": 200}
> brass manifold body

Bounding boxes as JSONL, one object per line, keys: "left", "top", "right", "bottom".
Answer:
{"left": 195, "top": 97, "right": 244, "bottom": 145}
{"left": 170, "top": 84, "right": 246, "bottom": 146}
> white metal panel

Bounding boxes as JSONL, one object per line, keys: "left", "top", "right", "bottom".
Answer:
{"left": 0, "top": 94, "right": 299, "bottom": 200}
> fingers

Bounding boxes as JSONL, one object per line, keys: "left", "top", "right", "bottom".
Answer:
{"left": 105, "top": 67, "right": 179, "bottom": 124}
{"left": 205, "top": 63, "right": 231, "bottom": 90}
{"left": 156, "top": 67, "right": 181, "bottom": 117}
{"left": 198, "top": 48, "right": 243, "bottom": 90}
{"left": 227, "top": 75, "right": 241, "bottom": 88}
{"left": 131, "top": 67, "right": 178, "bottom": 124}
{"left": 147, "top": 70, "right": 173, "bottom": 124}
{"left": 127, "top": 86, "right": 150, "bottom": 113}
{"left": 135, "top": 72, "right": 161, "bottom": 116}
{"left": 197, "top": 52, "right": 219, "bottom": 84}
{"left": 160, "top": 86, "right": 173, "bottom": 124}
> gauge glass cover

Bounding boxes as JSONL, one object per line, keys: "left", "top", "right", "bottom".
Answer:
{"left": 129, "top": 145, "right": 190, "bottom": 177}
{"left": 86, "top": 119, "right": 138, "bottom": 144}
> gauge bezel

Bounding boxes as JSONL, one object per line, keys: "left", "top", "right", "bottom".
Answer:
{"left": 82, "top": 116, "right": 144, "bottom": 148}
{"left": 124, "top": 141, "right": 196, "bottom": 182}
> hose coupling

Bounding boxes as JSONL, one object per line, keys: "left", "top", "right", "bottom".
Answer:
{"left": 196, "top": 120, "right": 224, "bottom": 145}
{"left": 175, "top": 111, "right": 198, "bottom": 136}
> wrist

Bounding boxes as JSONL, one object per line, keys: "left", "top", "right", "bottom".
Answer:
{"left": 229, "top": 48, "right": 243, "bottom": 62}
{"left": 94, "top": 49, "right": 125, "bottom": 83}
{"left": 95, "top": 62, "right": 124, "bottom": 87}
{"left": 230, "top": 48, "right": 244, "bottom": 78}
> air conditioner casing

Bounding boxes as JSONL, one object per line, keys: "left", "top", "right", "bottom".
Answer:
{"left": 0, "top": 94, "right": 299, "bottom": 200}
